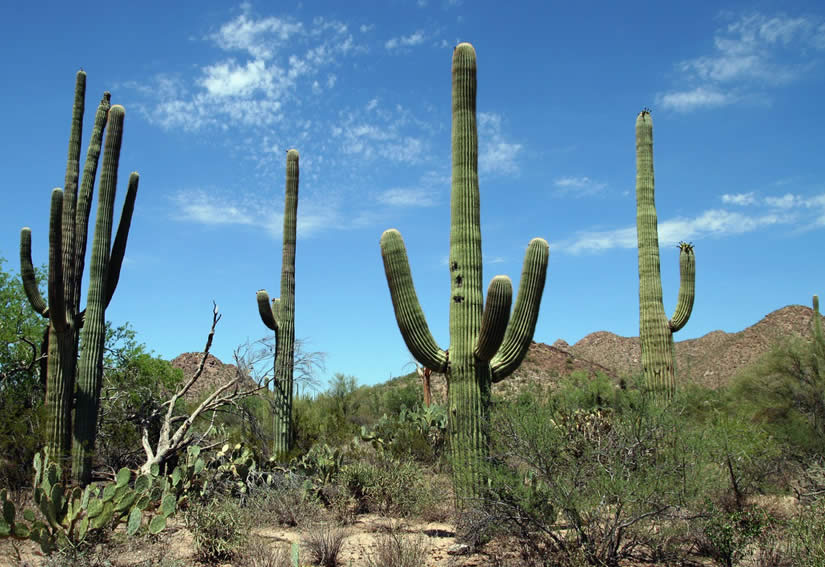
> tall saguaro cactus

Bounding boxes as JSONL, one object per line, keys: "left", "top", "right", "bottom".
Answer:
{"left": 635, "top": 109, "right": 695, "bottom": 398}
{"left": 381, "top": 44, "right": 549, "bottom": 498}
{"left": 256, "top": 150, "right": 297, "bottom": 458}
{"left": 20, "top": 71, "right": 139, "bottom": 485}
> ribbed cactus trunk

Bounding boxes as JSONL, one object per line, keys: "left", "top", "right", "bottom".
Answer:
{"left": 635, "top": 110, "right": 695, "bottom": 399}
{"left": 381, "top": 44, "right": 549, "bottom": 500}
{"left": 256, "top": 150, "right": 297, "bottom": 458}
{"left": 20, "top": 71, "right": 139, "bottom": 485}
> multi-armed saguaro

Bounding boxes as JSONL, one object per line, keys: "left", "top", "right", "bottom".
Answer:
{"left": 381, "top": 43, "right": 549, "bottom": 497}
{"left": 256, "top": 150, "right": 297, "bottom": 457}
{"left": 635, "top": 109, "right": 695, "bottom": 398}
{"left": 20, "top": 71, "right": 139, "bottom": 485}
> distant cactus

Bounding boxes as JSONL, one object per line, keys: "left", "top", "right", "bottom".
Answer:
{"left": 257, "top": 150, "right": 297, "bottom": 457}
{"left": 635, "top": 110, "right": 695, "bottom": 398}
{"left": 381, "top": 43, "right": 549, "bottom": 498}
{"left": 19, "top": 71, "right": 139, "bottom": 484}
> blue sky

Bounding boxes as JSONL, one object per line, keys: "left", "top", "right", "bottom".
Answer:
{"left": 2, "top": 1, "right": 825, "bottom": 388}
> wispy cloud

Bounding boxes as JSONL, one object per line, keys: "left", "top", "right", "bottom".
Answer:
{"left": 377, "top": 188, "right": 438, "bottom": 207}
{"left": 553, "top": 176, "right": 607, "bottom": 197}
{"left": 477, "top": 112, "right": 522, "bottom": 175}
{"left": 385, "top": 30, "right": 427, "bottom": 50}
{"left": 721, "top": 192, "right": 756, "bottom": 205}
{"left": 331, "top": 98, "right": 429, "bottom": 164}
{"left": 658, "top": 12, "right": 825, "bottom": 112}
{"left": 132, "top": 5, "right": 358, "bottom": 131}
{"left": 556, "top": 190, "right": 825, "bottom": 253}
{"left": 172, "top": 189, "right": 368, "bottom": 238}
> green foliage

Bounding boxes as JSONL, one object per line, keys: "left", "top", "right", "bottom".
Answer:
{"left": 360, "top": 403, "right": 448, "bottom": 465}
{"left": 479, "top": 378, "right": 782, "bottom": 566}
{"left": 336, "top": 449, "right": 425, "bottom": 517}
{"left": 0, "top": 257, "right": 48, "bottom": 488}
{"left": 697, "top": 502, "right": 774, "bottom": 567}
{"left": 97, "top": 322, "right": 184, "bottom": 471}
{"left": 787, "top": 497, "right": 825, "bottom": 565}
{"left": 732, "top": 314, "right": 825, "bottom": 457}
{"left": 0, "top": 449, "right": 177, "bottom": 555}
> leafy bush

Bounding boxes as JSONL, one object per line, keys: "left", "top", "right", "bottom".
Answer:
{"left": 245, "top": 471, "right": 320, "bottom": 527}
{"left": 787, "top": 497, "right": 825, "bottom": 566}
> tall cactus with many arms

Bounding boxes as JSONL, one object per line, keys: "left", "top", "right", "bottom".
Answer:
{"left": 256, "top": 150, "right": 296, "bottom": 457}
{"left": 20, "top": 71, "right": 139, "bottom": 484}
{"left": 381, "top": 44, "right": 549, "bottom": 498}
{"left": 635, "top": 109, "right": 695, "bottom": 399}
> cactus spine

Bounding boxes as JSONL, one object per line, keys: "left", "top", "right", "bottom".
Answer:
{"left": 635, "top": 110, "right": 695, "bottom": 398}
{"left": 256, "top": 150, "right": 297, "bottom": 457}
{"left": 381, "top": 44, "right": 549, "bottom": 498}
{"left": 20, "top": 71, "right": 139, "bottom": 484}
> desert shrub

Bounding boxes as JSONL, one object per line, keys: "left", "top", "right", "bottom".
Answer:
{"left": 240, "top": 536, "right": 294, "bottom": 567}
{"left": 366, "top": 528, "right": 429, "bottom": 567}
{"left": 184, "top": 496, "right": 250, "bottom": 563}
{"left": 245, "top": 471, "right": 320, "bottom": 527}
{"left": 363, "top": 403, "right": 448, "bottom": 466}
{"left": 302, "top": 523, "right": 347, "bottom": 567}
{"left": 787, "top": 497, "right": 825, "bottom": 566}
{"left": 337, "top": 449, "right": 425, "bottom": 517}
{"left": 482, "top": 385, "right": 712, "bottom": 566}
{"left": 695, "top": 500, "right": 775, "bottom": 567}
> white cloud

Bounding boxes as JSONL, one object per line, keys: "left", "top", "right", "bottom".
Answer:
{"left": 554, "top": 209, "right": 788, "bottom": 254}
{"left": 477, "top": 112, "right": 522, "bottom": 175}
{"left": 377, "top": 188, "right": 438, "bottom": 207}
{"left": 173, "top": 189, "right": 368, "bottom": 238}
{"left": 136, "top": 12, "right": 357, "bottom": 131}
{"left": 385, "top": 30, "right": 427, "bottom": 50}
{"left": 554, "top": 176, "right": 607, "bottom": 196}
{"left": 721, "top": 192, "right": 756, "bottom": 205}
{"left": 658, "top": 13, "right": 825, "bottom": 112}
{"left": 657, "top": 87, "right": 733, "bottom": 112}
{"left": 331, "top": 99, "right": 428, "bottom": 164}
{"left": 210, "top": 6, "right": 303, "bottom": 60}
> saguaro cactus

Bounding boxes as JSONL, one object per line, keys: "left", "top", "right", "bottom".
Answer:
{"left": 381, "top": 44, "right": 549, "bottom": 497}
{"left": 256, "top": 150, "right": 297, "bottom": 457}
{"left": 20, "top": 71, "right": 139, "bottom": 485}
{"left": 635, "top": 109, "right": 695, "bottom": 398}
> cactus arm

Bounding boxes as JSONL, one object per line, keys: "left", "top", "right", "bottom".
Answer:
{"left": 669, "top": 242, "right": 695, "bottom": 332}
{"left": 72, "top": 105, "right": 125, "bottom": 485}
{"left": 73, "top": 92, "right": 111, "bottom": 306}
{"left": 490, "top": 238, "right": 549, "bottom": 382}
{"left": 256, "top": 290, "right": 279, "bottom": 331}
{"left": 61, "top": 71, "right": 86, "bottom": 312}
{"left": 104, "top": 172, "right": 139, "bottom": 308}
{"left": 380, "top": 229, "right": 448, "bottom": 372}
{"left": 47, "top": 190, "right": 68, "bottom": 333}
{"left": 474, "top": 275, "right": 512, "bottom": 362}
{"left": 20, "top": 229, "right": 49, "bottom": 317}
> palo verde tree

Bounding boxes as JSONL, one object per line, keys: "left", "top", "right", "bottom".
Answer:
{"left": 380, "top": 43, "right": 549, "bottom": 498}
{"left": 256, "top": 150, "right": 296, "bottom": 457}
{"left": 20, "top": 71, "right": 139, "bottom": 485}
{"left": 635, "top": 109, "right": 695, "bottom": 399}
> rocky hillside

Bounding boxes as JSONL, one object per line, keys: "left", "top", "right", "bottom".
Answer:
{"left": 418, "top": 304, "right": 823, "bottom": 402}
{"left": 169, "top": 352, "right": 258, "bottom": 402}
{"left": 561, "top": 304, "right": 822, "bottom": 390}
